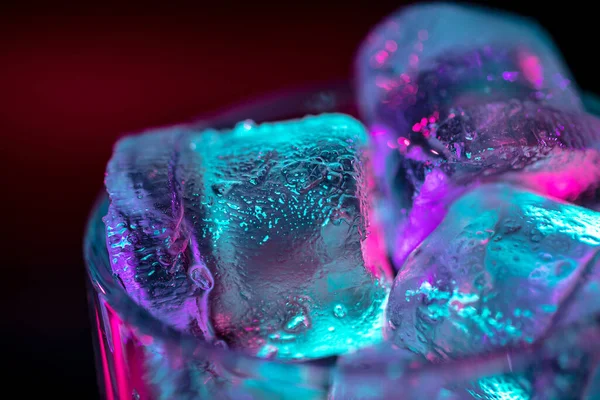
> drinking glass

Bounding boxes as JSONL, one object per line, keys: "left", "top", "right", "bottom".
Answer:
{"left": 84, "top": 82, "right": 600, "bottom": 399}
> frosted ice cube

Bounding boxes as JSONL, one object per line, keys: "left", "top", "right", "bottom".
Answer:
{"left": 104, "top": 127, "right": 203, "bottom": 334}
{"left": 194, "top": 115, "right": 391, "bottom": 359}
{"left": 354, "top": 3, "right": 600, "bottom": 268}
{"left": 104, "top": 114, "right": 392, "bottom": 360}
{"left": 385, "top": 183, "right": 600, "bottom": 359}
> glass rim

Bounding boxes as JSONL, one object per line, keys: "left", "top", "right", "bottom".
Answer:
{"left": 83, "top": 80, "right": 600, "bottom": 389}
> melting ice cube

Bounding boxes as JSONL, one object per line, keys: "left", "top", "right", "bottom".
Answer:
{"left": 384, "top": 182, "right": 600, "bottom": 398}
{"left": 385, "top": 183, "right": 600, "bottom": 358}
{"left": 354, "top": 3, "right": 600, "bottom": 268}
{"left": 104, "top": 114, "right": 392, "bottom": 360}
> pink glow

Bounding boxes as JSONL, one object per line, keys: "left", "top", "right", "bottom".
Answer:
{"left": 106, "top": 303, "right": 131, "bottom": 400}
{"left": 412, "top": 111, "right": 440, "bottom": 133}
{"left": 508, "top": 149, "right": 600, "bottom": 201}
{"left": 370, "top": 126, "right": 388, "bottom": 136}
{"left": 519, "top": 51, "right": 543, "bottom": 89}
{"left": 522, "top": 173, "right": 587, "bottom": 200}
{"left": 362, "top": 167, "right": 393, "bottom": 280}
{"left": 96, "top": 310, "right": 115, "bottom": 400}
{"left": 125, "top": 331, "right": 152, "bottom": 400}
{"left": 375, "top": 50, "right": 389, "bottom": 65}
{"left": 398, "top": 137, "right": 410, "bottom": 146}
{"left": 138, "top": 333, "right": 154, "bottom": 346}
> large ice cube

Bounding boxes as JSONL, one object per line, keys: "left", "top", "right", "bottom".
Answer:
{"left": 356, "top": 2, "right": 582, "bottom": 130}
{"left": 104, "top": 127, "right": 203, "bottom": 334}
{"left": 104, "top": 114, "right": 392, "bottom": 360}
{"left": 354, "top": 3, "right": 600, "bottom": 268}
{"left": 385, "top": 183, "right": 600, "bottom": 359}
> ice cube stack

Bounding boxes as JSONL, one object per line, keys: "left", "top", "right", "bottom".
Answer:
{"left": 103, "top": 2, "right": 600, "bottom": 397}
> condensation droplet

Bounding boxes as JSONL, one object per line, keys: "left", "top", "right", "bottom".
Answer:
{"left": 334, "top": 304, "right": 347, "bottom": 318}
{"left": 189, "top": 264, "right": 214, "bottom": 291}
{"left": 257, "top": 344, "right": 278, "bottom": 359}
{"left": 234, "top": 119, "right": 257, "bottom": 132}
{"left": 284, "top": 311, "right": 310, "bottom": 332}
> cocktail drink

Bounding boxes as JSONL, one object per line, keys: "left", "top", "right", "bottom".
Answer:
{"left": 84, "top": 3, "right": 600, "bottom": 399}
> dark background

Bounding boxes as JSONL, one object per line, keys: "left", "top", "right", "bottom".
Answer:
{"left": 1, "top": 0, "right": 595, "bottom": 397}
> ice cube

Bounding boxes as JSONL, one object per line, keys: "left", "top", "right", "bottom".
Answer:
{"left": 104, "top": 127, "right": 203, "bottom": 334}
{"left": 385, "top": 182, "right": 600, "bottom": 360}
{"left": 193, "top": 115, "right": 391, "bottom": 359}
{"left": 356, "top": 3, "right": 582, "bottom": 129}
{"left": 331, "top": 311, "right": 600, "bottom": 399}
{"left": 354, "top": 4, "right": 600, "bottom": 268}
{"left": 104, "top": 114, "right": 392, "bottom": 359}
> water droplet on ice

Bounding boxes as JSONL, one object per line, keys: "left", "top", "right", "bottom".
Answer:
{"left": 334, "top": 304, "right": 347, "bottom": 318}
{"left": 284, "top": 311, "right": 310, "bottom": 333}
{"left": 189, "top": 264, "right": 214, "bottom": 291}
{"left": 257, "top": 344, "right": 278, "bottom": 359}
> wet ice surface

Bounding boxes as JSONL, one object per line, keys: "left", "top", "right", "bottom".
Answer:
{"left": 382, "top": 99, "right": 600, "bottom": 267}
{"left": 354, "top": 3, "right": 600, "bottom": 268}
{"left": 104, "top": 114, "right": 392, "bottom": 360}
{"left": 356, "top": 3, "right": 582, "bottom": 125}
{"left": 385, "top": 183, "right": 600, "bottom": 359}
{"left": 329, "top": 311, "right": 600, "bottom": 399}
{"left": 104, "top": 128, "right": 199, "bottom": 333}
{"left": 382, "top": 182, "right": 600, "bottom": 399}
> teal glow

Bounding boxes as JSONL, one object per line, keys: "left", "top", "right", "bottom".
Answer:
{"left": 188, "top": 114, "right": 390, "bottom": 360}
{"left": 470, "top": 375, "right": 531, "bottom": 400}
{"left": 523, "top": 203, "right": 600, "bottom": 246}
{"left": 405, "top": 282, "right": 523, "bottom": 340}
